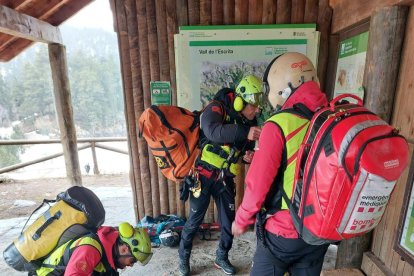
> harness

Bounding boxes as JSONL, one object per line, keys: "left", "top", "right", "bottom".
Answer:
{"left": 36, "top": 233, "right": 116, "bottom": 276}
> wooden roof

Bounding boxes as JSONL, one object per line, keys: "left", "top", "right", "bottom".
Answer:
{"left": 0, "top": 0, "right": 93, "bottom": 62}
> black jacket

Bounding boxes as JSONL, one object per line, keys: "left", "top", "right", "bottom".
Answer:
{"left": 199, "top": 88, "right": 256, "bottom": 151}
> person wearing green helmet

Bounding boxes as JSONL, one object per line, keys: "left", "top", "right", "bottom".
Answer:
{"left": 36, "top": 222, "right": 152, "bottom": 275}
{"left": 178, "top": 75, "right": 263, "bottom": 276}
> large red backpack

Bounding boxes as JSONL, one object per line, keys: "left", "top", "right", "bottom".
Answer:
{"left": 282, "top": 94, "right": 409, "bottom": 245}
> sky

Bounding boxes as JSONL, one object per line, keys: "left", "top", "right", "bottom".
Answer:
{"left": 63, "top": 0, "right": 114, "bottom": 32}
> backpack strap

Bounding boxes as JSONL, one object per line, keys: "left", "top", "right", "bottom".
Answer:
{"left": 293, "top": 103, "right": 314, "bottom": 120}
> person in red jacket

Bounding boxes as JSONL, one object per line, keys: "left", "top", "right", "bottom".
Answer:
{"left": 232, "top": 52, "right": 330, "bottom": 276}
{"left": 36, "top": 222, "right": 152, "bottom": 275}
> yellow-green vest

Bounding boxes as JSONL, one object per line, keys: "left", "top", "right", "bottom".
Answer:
{"left": 36, "top": 235, "right": 107, "bottom": 276}
{"left": 267, "top": 111, "right": 310, "bottom": 209}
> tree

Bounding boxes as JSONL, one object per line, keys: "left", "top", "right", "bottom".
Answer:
{"left": 0, "top": 126, "right": 25, "bottom": 167}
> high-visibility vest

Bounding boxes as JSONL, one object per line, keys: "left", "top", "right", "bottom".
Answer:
{"left": 267, "top": 111, "right": 309, "bottom": 209}
{"left": 36, "top": 234, "right": 109, "bottom": 276}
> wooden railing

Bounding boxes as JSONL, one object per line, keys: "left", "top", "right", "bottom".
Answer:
{"left": 0, "top": 137, "right": 128, "bottom": 174}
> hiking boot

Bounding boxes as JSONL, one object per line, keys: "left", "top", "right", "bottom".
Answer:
{"left": 179, "top": 258, "right": 190, "bottom": 276}
{"left": 214, "top": 256, "right": 236, "bottom": 275}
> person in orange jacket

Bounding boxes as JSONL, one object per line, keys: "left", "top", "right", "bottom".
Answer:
{"left": 232, "top": 52, "right": 330, "bottom": 276}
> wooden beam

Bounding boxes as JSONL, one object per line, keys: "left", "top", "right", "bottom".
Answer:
{"left": 0, "top": 4, "right": 62, "bottom": 44}
{"left": 330, "top": 0, "right": 414, "bottom": 34}
{"left": 363, "top": 6, "right": 408, "bottom": 123}
{"left": 336, "top": 5, "right": 408, "bottom": 269}
{"left": 48, "top": 43, "right": 82, "bottom": 186}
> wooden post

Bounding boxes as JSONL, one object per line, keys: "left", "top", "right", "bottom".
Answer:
{"left": 248, "top": 0, "right": 263, "bottom": 24}
{"left": 91, "top": 142, "right": 100, "bottom": 175}
{"left": 212, "top": 0, "right": 224, "bottom": 25}
{"left": 235, "top": 0, "right": 248, "bottom": 24}
{"left": 336, "top": 6, "right": 408, "bottom": 269}
{"left": 262, "top": 0, "right": 276, "bottom": 24}
{"left": 137, "top": 0, "right": 161, "bottom": 218}
{"left": 125, "top": 0, "right": 154, "bottom": 217}
{"left": 316, "top": 0, "right": 333, "bottom": 92}
{"left": 363, "top": 6, "right": 408, "bottom": 123}
{"left": 147, "top": 0, "right": 169, "bottom": 215}
{"left": 113, "top": 0, "right": 144, "bottom": 221}
{"left": 276, "top": 0, "right": 291, "bottom": 23}
{"left": 291, "top": 0, "right": 305, "bottom": 23}
{"left": 304, "top": 0, "right": 318, "bottom": 23}
{"left": 188, "top": 0, "right": 200, "bottom": 25}
{"left": 176, "top": 0, "right": 188, "bottom": 218}
{"left": 48, "top": 43, "right": 82, "bottom": 186}
{"left": 223, "top": 0, "right": 235, "bottom": 25}
{"left": 200, "top": 0, "right": 212, "bottom": 25}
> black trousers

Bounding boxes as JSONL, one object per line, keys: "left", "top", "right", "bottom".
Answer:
{"left": 251, "top": 231, "right": 329, "bottom": 276}
{"left": 178, "top": 173, "right": 235, "bottom": 260}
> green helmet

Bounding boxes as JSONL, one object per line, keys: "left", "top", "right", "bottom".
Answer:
{"left": 118, "top": 222, "right": 152, "bottom": 265}
{"left": 234, "top": 75, "right": 264, "bottom": 111}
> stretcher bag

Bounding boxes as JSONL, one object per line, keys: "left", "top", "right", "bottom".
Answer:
{"left": 288, "top": 94, "right": 409, "bottom": 245}
{"left": 3, "top": 186, "right": 105, "bottom": 272}
{"left": 138, "top": 105, "right": 201, "bottom": 182}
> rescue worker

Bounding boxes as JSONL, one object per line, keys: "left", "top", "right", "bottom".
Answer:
{"left": 179, "top": 75, "right": 263, "bottom": 276}
{"left": 232, "top": 52, "right": 330, "bottom": 275}
{"left": 36, "top": 222, "right": 152, "bottom": 276}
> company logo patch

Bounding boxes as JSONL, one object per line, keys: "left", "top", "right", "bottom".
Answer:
{"left": 154, "top": 156, "right": 170, "bottom": 169}
{"left": 291, "top": 60, "right": 308, "bottom": 72}
{"left": 212, "top": 106, "right": 222, "bottom": 114}
{"left": 384, "top": 159, "right": 399, "bottom": 169}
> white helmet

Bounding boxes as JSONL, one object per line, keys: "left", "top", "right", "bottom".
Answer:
{"left": 262, "top": 52, "right": 319, "bottom": 110}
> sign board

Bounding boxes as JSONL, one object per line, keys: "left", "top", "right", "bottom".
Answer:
{"left": 175, "top": 24, "right": 320, "bottom": 111}
{"left": 333, "top": 31, "right": 369, "bottom": 100}
{"left": 396, "top": 154, "right": 414, "bottom": 265}
{"left": 150, "top": 81, "right": 171, "bottom": 105}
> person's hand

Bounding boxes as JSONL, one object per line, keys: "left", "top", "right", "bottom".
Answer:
{"left": 232, "top": 221, "right": 247, "bottom": 237}
{"left": 243, "top": 150, "right": 254, "bottom": 163}
{"left": 247, "top": 126, "right": 261, "bottom": 141}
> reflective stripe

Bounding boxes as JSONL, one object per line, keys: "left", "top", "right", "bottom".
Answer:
{"left": 337, "top": 120, "right": 387, "bottom": 166}
{"left": 267, "top": 112, "right": 309, "bottom": 209}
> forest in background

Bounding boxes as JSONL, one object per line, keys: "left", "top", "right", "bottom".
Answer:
{"left": 0, "top": 26, "right": 125, "bottom": 167}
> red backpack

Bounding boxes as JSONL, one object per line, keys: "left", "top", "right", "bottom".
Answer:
{"left": 283, "top": 94, "right": 409, "bottom": 245}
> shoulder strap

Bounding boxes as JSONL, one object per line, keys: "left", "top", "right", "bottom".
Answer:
{"left": 293, "top": 103, "right": 314, "bottom": 120}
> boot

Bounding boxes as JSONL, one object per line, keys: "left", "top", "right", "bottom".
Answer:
{"left": 214, "top": 256, "right": 236, "bottom": 275}
{"left": 179, "top": 258, "right": 190, "bottom": 276}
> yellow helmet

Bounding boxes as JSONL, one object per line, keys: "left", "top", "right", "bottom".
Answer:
{"left": 234, "top": 75, "right": 264, "bottom": 111}
{"left": 262, "top": 52, "right": 319, "bottom": 109}
{"left": 118, "top": 222, "right": 152, "bottom": 265}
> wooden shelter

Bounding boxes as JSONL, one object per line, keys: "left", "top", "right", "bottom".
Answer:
{"left": 0, "top": 0, "right": 95, "bottom": 186}
{"left": 1, "top": 0, "right": 414, "bottom": 274}
{"left": 110, "top": 0, "right": 414, "bottom": 274}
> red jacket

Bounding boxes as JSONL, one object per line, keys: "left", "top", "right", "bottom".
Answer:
{"left": 65, "top": 226, "right": 119, "bottom": 275}
{"left": 234, "top": 81, "right": 328, "bottom": 238}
